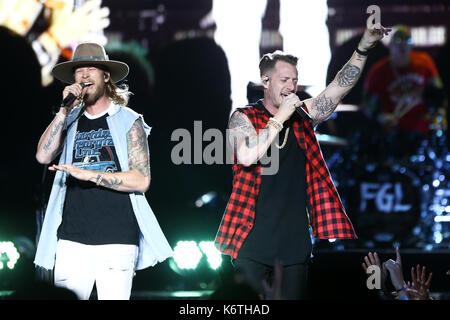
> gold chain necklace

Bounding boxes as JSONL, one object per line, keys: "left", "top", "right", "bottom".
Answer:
{"left": 275, "top": 127, "right": 289, "bottom": 149}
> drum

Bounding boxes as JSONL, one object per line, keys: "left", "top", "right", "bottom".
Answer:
{"left": 345, "top": 163, "right": 422, "bottom": 245}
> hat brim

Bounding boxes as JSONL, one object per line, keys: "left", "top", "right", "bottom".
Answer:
{"left": 52, "top": 60, "right": 129, "bottom": 84}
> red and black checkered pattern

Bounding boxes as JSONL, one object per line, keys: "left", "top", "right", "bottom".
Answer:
{"left": 214, "top": 104, "right": 357, "bottom": 258}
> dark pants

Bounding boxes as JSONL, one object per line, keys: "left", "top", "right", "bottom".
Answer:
{"left": 233, "top": 258, "right": 309, "bottom": 300}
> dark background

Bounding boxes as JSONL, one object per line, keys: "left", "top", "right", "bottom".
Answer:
{"left": 0, "top": 0, "right": 449, "bottom": 299}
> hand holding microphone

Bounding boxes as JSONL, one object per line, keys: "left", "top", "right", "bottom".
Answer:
{"left": 60, "top": 82, "right": 93, "bottom": 112}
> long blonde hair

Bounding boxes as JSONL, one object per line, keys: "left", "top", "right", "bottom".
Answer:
{"left": 105, "top": 80, "right": 133, "bottom": 106}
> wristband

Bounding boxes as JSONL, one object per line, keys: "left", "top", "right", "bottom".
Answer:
{"left": 356, "top": 47, "right": 369, "bottom": 56}
{"left": 395, "top": 285, "right": 407, "bottom": 293}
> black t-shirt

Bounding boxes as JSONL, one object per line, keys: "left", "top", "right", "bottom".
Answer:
{"left": 237, "top": 102, "right": 312, "bottom": 266}
{"left": 57, "top": 112, "right": 139, "bottom": 245}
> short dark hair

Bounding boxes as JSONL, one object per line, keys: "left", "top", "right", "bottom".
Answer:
{"left": 259, "top": 50, "right": 298, "bottom": 76}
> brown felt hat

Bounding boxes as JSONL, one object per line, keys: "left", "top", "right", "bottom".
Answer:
{"left": 52, "top": 42, "right": 129, "bottom": 84}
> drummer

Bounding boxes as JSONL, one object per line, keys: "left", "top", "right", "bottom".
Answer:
{"left": 363, "top": 25, "right": 446, "bottom": 159}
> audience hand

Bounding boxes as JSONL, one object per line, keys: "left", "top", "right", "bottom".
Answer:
{"left": 362, "top": 251, "right": 388, "bottom": 292}
{"left": 405, "top": 264, "right": 433, "bottom": 300}
{"left": 384, "top": 247, "right": 406, "bottom": 294}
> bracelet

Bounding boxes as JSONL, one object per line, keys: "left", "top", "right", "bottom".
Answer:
{"left": 268, "top": 117, "right": 283, "bottom": 131}
{"left": 396, "top": 285, "right": 407, "bottom": 293}
{"left": 96, "top": 175, "right": 103, "bottom": 186}
{"left": 356, "top": 47, "right": 369, "bottom": 56}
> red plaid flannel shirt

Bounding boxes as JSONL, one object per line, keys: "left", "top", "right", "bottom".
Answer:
{"left": 215, "top": 103, "right": 357, "bottom": 258}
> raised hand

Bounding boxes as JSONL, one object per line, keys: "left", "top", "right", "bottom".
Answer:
{"left": 362, "top": 251, "right": 388, "bottom": 292}
{"left": 406, "top": 264, "right": 433, "bottom": 300}
{"left": 358, "top": 24, "right": 392, "bottom": 51}
{"left": 384, "top": 247, "right": 406, "bottom": 292}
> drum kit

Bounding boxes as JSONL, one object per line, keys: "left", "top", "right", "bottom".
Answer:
{"left": 317, "top": 104, "right": 449, "bottom": 249}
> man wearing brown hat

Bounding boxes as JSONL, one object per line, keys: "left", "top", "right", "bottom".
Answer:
{"left": 34, "top": 42, "right": 173, "bottom": 300}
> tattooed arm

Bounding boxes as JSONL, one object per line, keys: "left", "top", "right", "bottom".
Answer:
{"left": 49, "top": 118, "right": 151, "bottom": 193}
{"left": 228, "top": 111, "right": 282, "bottom": 167}
{"left": 36, "top": 111, "right": 69, "bottom": 164}
{"left": 304, "top": 26, "right": 391, "bottom": 127}
{"left": 36, "top": 83, "right": 90, "bottom": 164}
{"left": 304, "top": 55, "right": 365, "bottom": 127}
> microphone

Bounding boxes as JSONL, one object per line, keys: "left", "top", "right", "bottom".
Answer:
{"left": 295, "top": 102, "right": 313, "bottom": 123}
{"left": 60, "top": 82, "right": 93, "bottom": 108}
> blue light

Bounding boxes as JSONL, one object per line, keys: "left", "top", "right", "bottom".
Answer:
{"left": 195, "top": 191, "right": 217, "bottom": 207}
{"left": 433, "top": 231, "right": 443, "bottom": 244}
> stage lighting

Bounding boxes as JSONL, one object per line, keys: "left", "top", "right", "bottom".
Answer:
{"left": 172, "top": 241, "right": 203, "bottom": 270}
{"left": 195, "top": 191, "right": 217, "bottom": 208}
{"left": 198, "top": 241, "right": 222, "bottom": 270}
{"left": 0, "top": 241, "right": 20, "bottom": 270}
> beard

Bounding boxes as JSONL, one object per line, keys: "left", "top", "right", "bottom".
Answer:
{"left": 83, "top": 82, "right": 105, "bottom": 106}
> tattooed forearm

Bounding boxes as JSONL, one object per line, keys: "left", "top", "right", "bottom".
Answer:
{"left": 355, "top": 53, "right": 366, "bottom": 62}
{"left": 127, "top": 119, "right": 150, "bottom": 177}
{"left": 312, "top": 94, "right": 337, "bottom": 117}
{"left": 337, "top": 64, "right": 361, "bottom": 87}
{"left": 98, "top": 175, "right": 123, "bottom": 190}
{"left": 246, "top": 127, "right": 269, "bottom": 148}
{"left": 43, "top": 120, "right": 64, "bottom": 152}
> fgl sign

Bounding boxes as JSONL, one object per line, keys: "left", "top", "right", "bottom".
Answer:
{"left": 360, "top": 182, "right": 412, "bottom": 213}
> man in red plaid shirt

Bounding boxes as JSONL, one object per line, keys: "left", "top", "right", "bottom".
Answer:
{"left": 215, "top": 24, "right": 391, "bottom": 299}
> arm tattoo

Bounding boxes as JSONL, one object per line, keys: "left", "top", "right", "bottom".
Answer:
{"left": 312, "top": 94, "right": 337, "bottom": 117}
{"left": 127, "top": 119, "right": 150, "bottom": 177}
{"left": 99, "top": 175, "right": 123, "bottom": 190}
{"left": 246, "top": 127, "right": 269, "bottom": 148}
{"left": 355, "top": 53, "right": 365, "bottom": 62}
{"left": 228, "top": 112, "right": 249, "bottom": 130}
{"left": 43, "top": 120, "right": 64, "bottom": 152}
{"left": 228, "top": 112, "right": 267, "bottom": 149}
{"left": 337, "top": 64, "right": 361, "bottom": 87}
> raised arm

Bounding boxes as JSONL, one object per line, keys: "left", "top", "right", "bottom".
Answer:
{"left": 49, "top": 118, "right": 151, "bottom": 193}
{"left": 304, "top": 26, "right": 391, "bottom": 127}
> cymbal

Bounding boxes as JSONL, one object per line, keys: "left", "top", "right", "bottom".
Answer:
{"left": 316, "top": 133, "right": 348, "bottom": 146}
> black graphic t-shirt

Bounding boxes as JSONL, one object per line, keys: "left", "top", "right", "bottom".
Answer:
{"left": 57, "top": 111, "right": 139, "bottom": 245}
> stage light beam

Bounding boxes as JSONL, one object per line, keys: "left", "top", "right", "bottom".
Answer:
{"left": 172, "top": 241, "right": 203, "bottom": 270}
{"left": 0, "top": 241, "right": 20, "bottom": 270}
{"left": 199, "top": 241, "right": 222, "bottom": 270}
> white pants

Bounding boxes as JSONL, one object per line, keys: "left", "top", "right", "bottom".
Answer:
{"left": 54, "top": 240, "right": 138, "bottom": 300}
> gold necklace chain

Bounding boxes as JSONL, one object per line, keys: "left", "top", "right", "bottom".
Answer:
{"left": 275, "top": 127, "right": 289, "bottom": 149}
